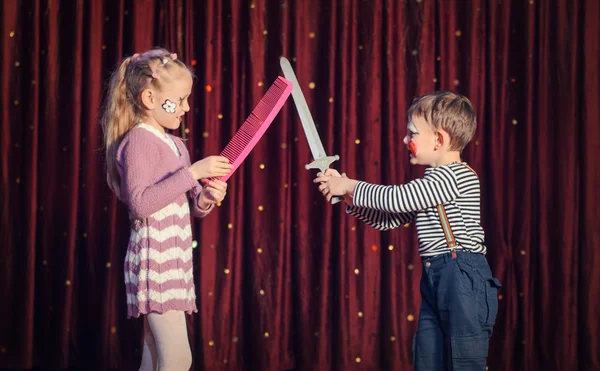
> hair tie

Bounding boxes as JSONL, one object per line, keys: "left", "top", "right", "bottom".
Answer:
{"left": 151, "top": 72, "right": 159, "bottom": 79}
{"left": 131, "top": 53, "right": 140, "bottom": 62}
{"left": 170, "top": 53, "right": 177, "bottom": 60}
{"left": 162, "top": 58, "right": 168, "bottom": 65}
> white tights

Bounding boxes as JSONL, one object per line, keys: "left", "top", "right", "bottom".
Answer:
{"left": 138, "top": 311, "right": 192, "bottom": 371}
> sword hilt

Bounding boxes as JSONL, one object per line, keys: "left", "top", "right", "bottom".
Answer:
{"left": 330, "top": 196, "right": 344, "bottom": 204}
{"left": 304, "top": 155, "right": 340, "bottom": 171}
{"left": 306, "top": 155, "right": 344, "bottom": 205}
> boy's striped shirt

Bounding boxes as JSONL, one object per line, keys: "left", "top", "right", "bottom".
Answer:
{"left": 347, "top": 162, "right": 486, "bottom": 257}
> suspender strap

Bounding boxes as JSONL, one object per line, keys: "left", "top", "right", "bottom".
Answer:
{"left": 436, "top": 204, "right": 458, "bottom": 258}
{"left": 436, "top": 163, "right": 479, "bottom": 259}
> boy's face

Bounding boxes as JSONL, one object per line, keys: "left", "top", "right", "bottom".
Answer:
{"left": 403, "top": 115, "right": 438, "bottom": 166}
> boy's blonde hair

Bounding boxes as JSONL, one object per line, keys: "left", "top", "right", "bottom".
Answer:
{"left": 407, "top": 91, "right": 476, "bottom": 151}
{"left": 100, "top": 48, "right": 191, "bottom": 198}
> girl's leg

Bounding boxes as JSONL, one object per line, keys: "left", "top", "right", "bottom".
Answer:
{"left": 146, "top": 310, "right": 192, "bottom": 371}
{"left": 139, "top": 316, "right": 158, "bottom": 371}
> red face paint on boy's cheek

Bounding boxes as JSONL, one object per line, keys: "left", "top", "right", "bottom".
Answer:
{"left": 408, "top": 140, "right": 418, "bottom": 155}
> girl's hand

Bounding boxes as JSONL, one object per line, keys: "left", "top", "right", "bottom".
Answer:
{"left": 188, "top": 156, "right": 233, "bottom": 180}
{"left": 198, "top": 180, "right": 228, "bottom": 209}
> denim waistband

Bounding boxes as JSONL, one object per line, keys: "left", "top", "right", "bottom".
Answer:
{"left": 421, "top": 250, "right": 485, "bottom": 271}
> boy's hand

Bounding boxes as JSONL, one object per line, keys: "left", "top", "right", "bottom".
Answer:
{"left": 321, "top": 170, "right": 355, "bottom": 205}
{"left": 198, "top": 180, "right": 228, "bottom": 210}
{"left": 189, "top": 156, "right": 233, "bottom": 180}
{"left": 323, "top": 168, "right": 343, "bottom": 178}
{"left": 314, "top": 169, "right": 359, "bottom": 203}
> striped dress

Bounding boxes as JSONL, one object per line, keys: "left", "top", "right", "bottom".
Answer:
{"left": 347, "top": 162, "right": 486, "bottom": 257}
{"left": 117, "top": 124, "right": 214, "bottom": 318}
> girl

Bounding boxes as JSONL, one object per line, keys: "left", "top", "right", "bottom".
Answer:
{"left": 100, "top": 48, "right": 233, "bottom": 370}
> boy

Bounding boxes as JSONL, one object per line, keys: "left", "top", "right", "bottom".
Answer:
{"left": 314, "top": 91, "right": 501, "bottom": 370}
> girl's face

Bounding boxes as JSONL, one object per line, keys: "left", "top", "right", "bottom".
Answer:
{"left": 146, "top": 73, "right": 193, "bottom": 131}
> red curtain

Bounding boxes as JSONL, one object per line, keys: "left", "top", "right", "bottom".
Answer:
{"left": 1, "top": 0, "right": 599, "bottom": 370}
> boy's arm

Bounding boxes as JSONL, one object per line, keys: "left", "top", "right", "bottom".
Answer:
{"left": 350, "top": 167, "right": 461, "bottom": 213}
{"left": 346, "top": 204, "right": 416, "bottom": 231}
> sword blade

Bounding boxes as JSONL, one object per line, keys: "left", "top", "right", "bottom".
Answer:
{"left": 279, "top": 56, "right": 328, "bottom": 160}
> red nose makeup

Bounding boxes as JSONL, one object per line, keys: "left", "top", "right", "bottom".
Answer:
{"left": 408, "top": 140, "right": 417, "bottom": 155}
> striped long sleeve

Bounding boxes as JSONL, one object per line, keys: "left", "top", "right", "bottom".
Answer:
{"left": 346, "top": 205, "right": 416, "bottom": 231}
{"left": 345, "top": 163, "right": 486, "bottom": 256}
{"left": 352, "top": 166, "right": 461, "bottom": 213}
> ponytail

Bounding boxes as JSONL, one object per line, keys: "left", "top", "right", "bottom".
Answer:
{"left": 100, "top": 57, "right": 136, "bottom": 198}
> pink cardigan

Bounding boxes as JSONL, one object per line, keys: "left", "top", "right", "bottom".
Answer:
{"left": 117, "top": 125, "right": 213, "bottom": 219}
{"left": 116, "top": 124, "right": 212, "bottom": 317}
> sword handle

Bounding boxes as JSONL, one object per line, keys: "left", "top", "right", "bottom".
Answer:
{"left": 330, "top": 195, "right": 344, "bottom": 204}
{"left": 306, "top": 155, "right": 345, "bottom": 205}
{"left": 304, "top": 155, "right": 340, "bottom": 171}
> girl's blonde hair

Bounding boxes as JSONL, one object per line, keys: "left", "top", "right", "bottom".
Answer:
{"left": 100, "top": 48, "right": 191, "bottom": 198}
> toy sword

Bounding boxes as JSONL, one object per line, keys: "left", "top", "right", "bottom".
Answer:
{"left": 279, "top": 56, "right": 344, "bottom": 204}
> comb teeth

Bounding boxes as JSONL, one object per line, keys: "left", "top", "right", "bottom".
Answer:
{"left": 253, "top": 78, "right": 291, "bottom": 120}
{"left": 215, "top": 76, "right": 293, "bottom": 181}
{"left": 220, "top": 114, "right": 264, "bottom": 161}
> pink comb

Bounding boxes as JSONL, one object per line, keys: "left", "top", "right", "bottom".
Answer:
{"left": 215, "top": 76, "right": 293, "bottom": 182}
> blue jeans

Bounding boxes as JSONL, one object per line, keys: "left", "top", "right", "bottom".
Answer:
{"left": 413, "top": 251, "right": 502, "bottom": 371}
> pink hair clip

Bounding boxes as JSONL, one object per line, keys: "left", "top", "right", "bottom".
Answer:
{"left": 131, "top": 53, "right": 140, "bottom": 62}
{"left": 151, "top": 72, "right": 159, "bottom": 79}
{"left": 170, "top": 53, "right": 177, "bottom": 60}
